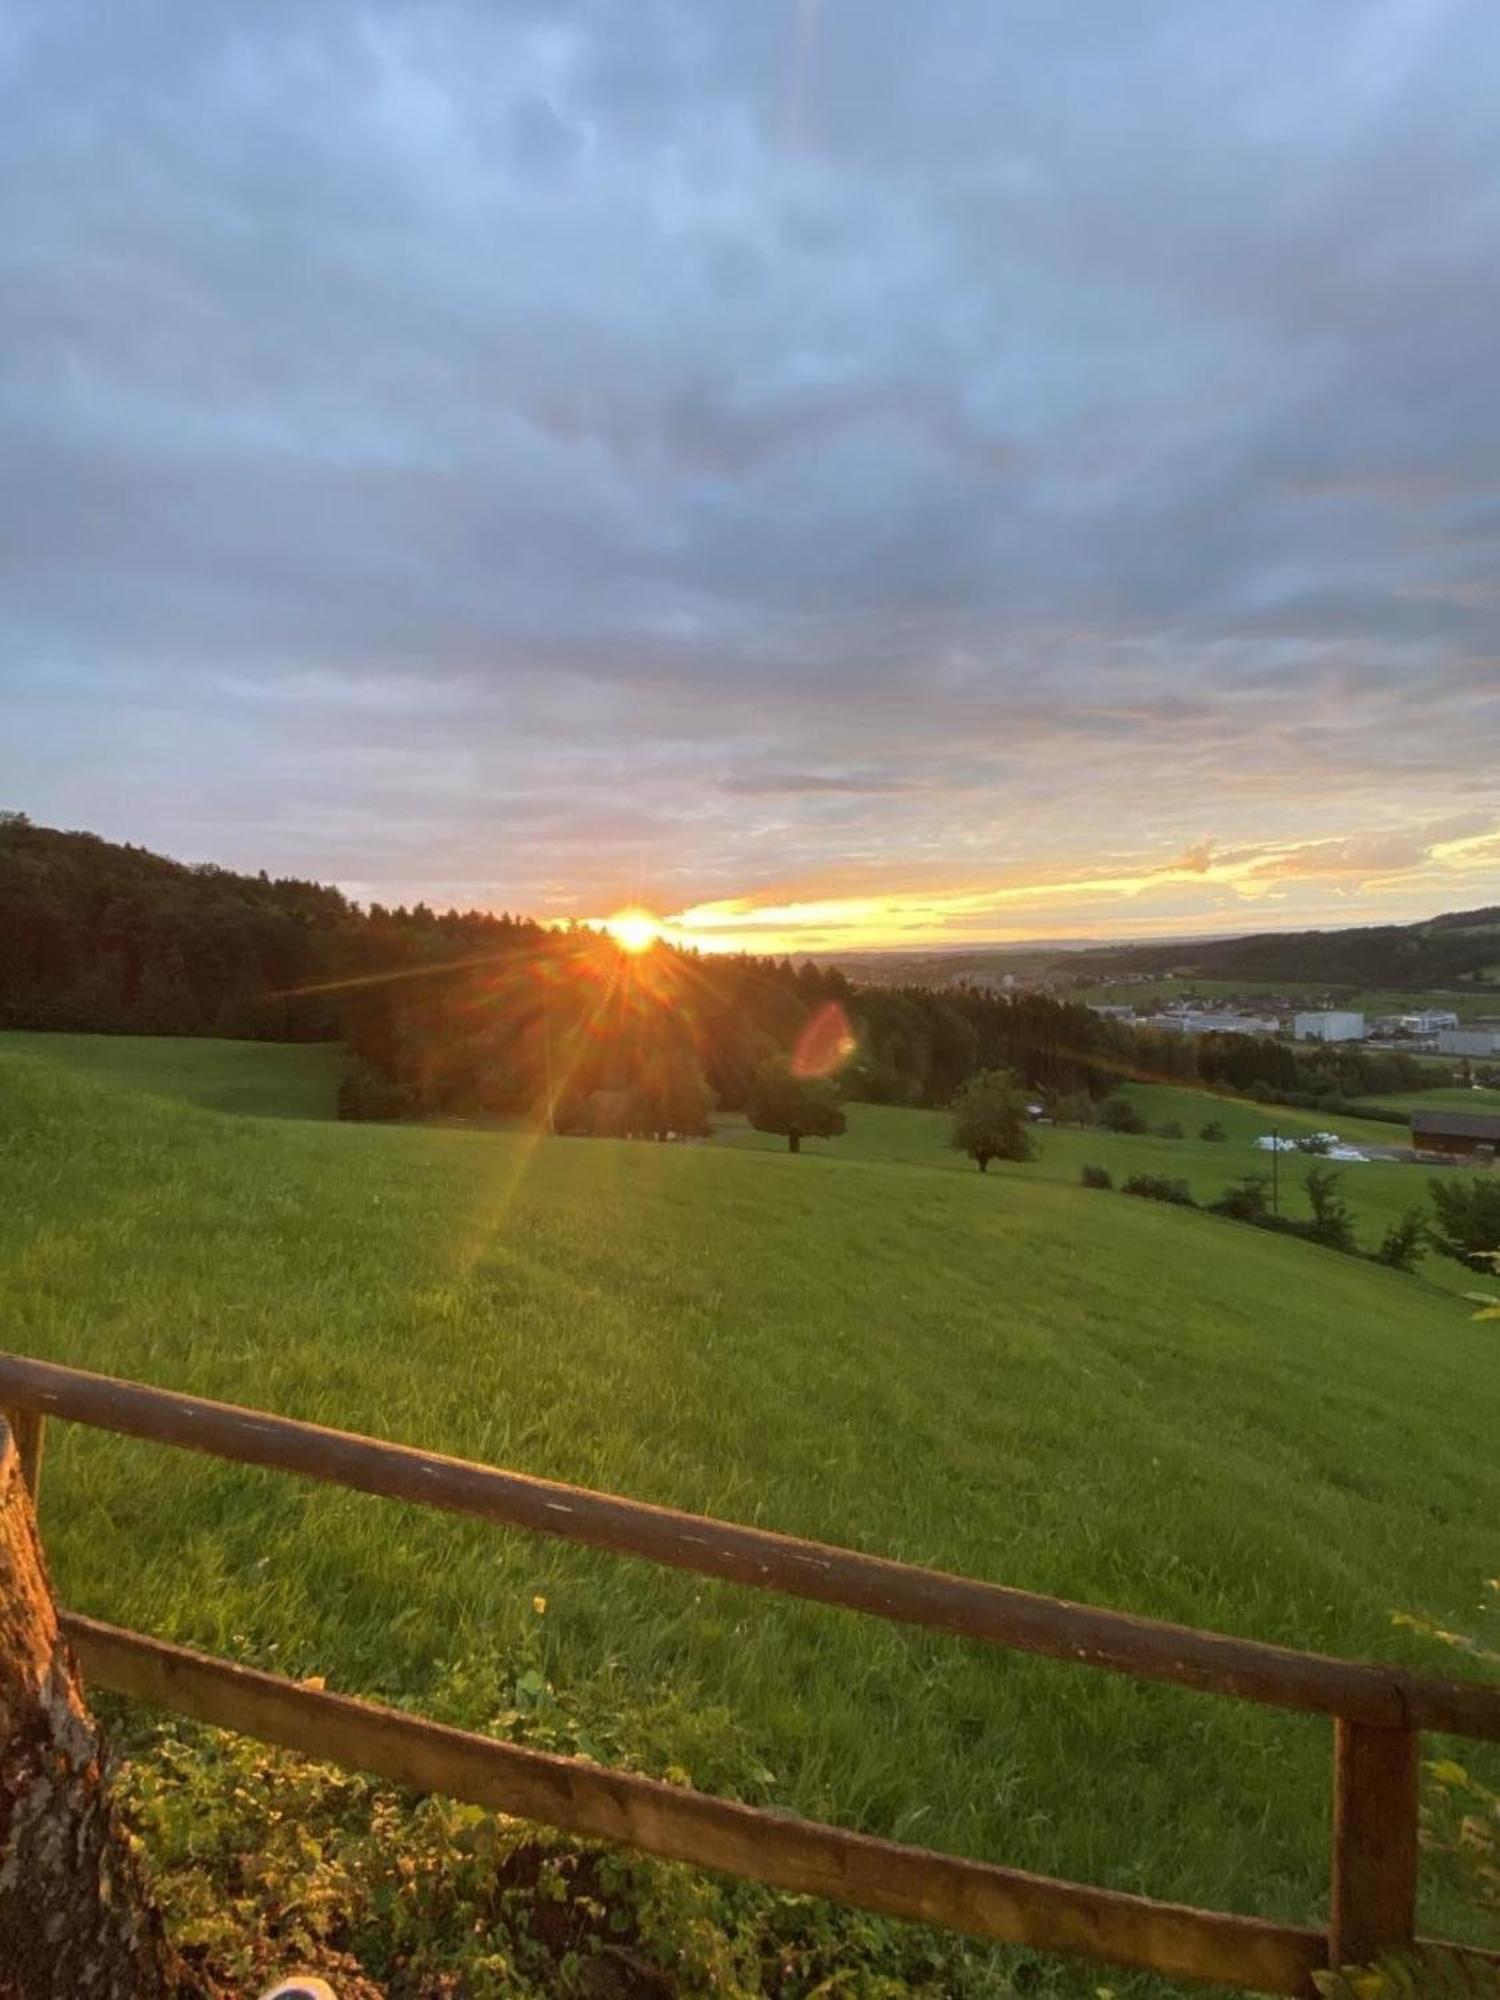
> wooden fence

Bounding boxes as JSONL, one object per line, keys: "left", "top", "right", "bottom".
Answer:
{"left": 2, "top": 1350, "right": 1497, "bottom": 1996}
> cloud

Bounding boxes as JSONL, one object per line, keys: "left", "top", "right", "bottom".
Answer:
{"left": 0, "top": 0, "right": 1497, "bottom": 939}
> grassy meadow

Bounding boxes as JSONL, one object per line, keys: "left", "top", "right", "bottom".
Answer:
{"left": 718, "top": 1085, "right": 1492, "bottom": 1299}
{"left": 3, "top": 1032, "right": 1499, "bottom": 1991}
{"left": 1073, "top": 974, "right": 1500, "bottom": 1022}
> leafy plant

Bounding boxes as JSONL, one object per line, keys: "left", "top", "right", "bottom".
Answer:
{"left": 1121, "top": 1173, "right": 1195, "bottom": 1206}
{"left": 1079, "top": 1163, "right": 1113, "bottom": 1190}
{"left": 1375, "top": 1211, "right": 1426, "bottom": 1274}
{"left": 1428, "top": 1179, "right": 1500, "bottom": 1268}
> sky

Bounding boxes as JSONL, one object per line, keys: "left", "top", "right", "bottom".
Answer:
{"left": 3, "top": 0, "right": 1499, "bottom": 955}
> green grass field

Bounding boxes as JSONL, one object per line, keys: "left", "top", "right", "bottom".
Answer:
{"left": 3, "top": 1033, "right": 1499, "bottom": 1990}
{"left": 1074, "top": 975, "right": 1500, "bottom": 1021}
{"left": 717, "top": 1085, "right": 1491, "bottom": 1300}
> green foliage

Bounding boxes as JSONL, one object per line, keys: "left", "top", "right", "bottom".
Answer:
{"left": 1198, "top": 1120, "right": 1227, "bottom": 1141}
{"left": 1376, "top": 1210, "right": 1427, "bottom": 1274}
{"left": 626, "top": 1051, "right": 715, "bottom": 1140}
{"left": 1209, "top": 1174, "right": 1272, "bottom": 1224}
{"left": 1079, "top": 1163, "right": 1113, "bottom": 1190}
{"left": 116, "top": 1719, "right": 1019, "bottom": 1999}
{"left": 1429, "top": 1178, "right": 1500, "bottom": 1268}
{"left": 1121, "top": 1172, "right": 1195, "bottom": 1206}
{"left": 947, "top": 1067, "right": 1035, "bottom": 1171}
{"left": 1304, "top": 1165, "right": 1356, "bottom": 1252}
{"left": 745, "top": 1056, "right": 846, "bottom": 1153}
{"left": 1155, "top": 1120, "right": 1184, "bottom": 1139}
{"left": 1045, "top": 1090, "right": 1095, "bottom": 1128}
{"left": 1097, "top": 1095, "right": 1146, "bottom": 1134}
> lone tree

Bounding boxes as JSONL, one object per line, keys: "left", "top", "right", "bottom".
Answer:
{"left": 949, "top": 1068, "right": 1035, "bottom": 1172}
{"left": 0, "top": 1419, "right": 193, "bottom": 1999}
{"left": 746, "top": 1057, "right": 846, "bottom": 1154}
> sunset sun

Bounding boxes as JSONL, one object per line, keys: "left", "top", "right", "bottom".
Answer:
{"left": 605, "top": 908, "right": 661, "bottom": 954}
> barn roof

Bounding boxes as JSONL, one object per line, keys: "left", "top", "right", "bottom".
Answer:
{"left": 1411, "top": 1110, "right": 1500, "bottom": 1140}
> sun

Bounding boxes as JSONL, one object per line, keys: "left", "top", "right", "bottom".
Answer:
{"left": 605, "top": 907, "right": 662, "bottom": 955}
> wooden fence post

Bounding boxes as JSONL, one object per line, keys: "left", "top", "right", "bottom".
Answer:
{"left": 1330, "top": 1718, "right": 1419, "bottom": 1969}
{"left": 3, "top": 1405, "right": 45, "bottom": 1500}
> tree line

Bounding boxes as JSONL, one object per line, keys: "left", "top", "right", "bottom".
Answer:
{"left": 0, "top": 814, "right": 1445, "bottom": 1124}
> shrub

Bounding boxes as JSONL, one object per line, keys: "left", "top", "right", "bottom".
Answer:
{"left": 1098, "top": 1095, "right": 1146, "bottom": 1134}
{"left": 1079, "top": 1163, "right": 1113, "bottom": 1190}
{"left": 1209, "top": 1175, "right": 1271, "bottom": 1223}
{"left": 1376, "top": 1210, "right": 1426, "bottom": 1273}
{"left": 1428, "top": 1178, "right": 1500, "bottom": 1268}
{"left": 1122, "top": 1173, "right": 1195, "bottom": 1206}
{"left": 1304, "top": 1165, "right": 1355, "bottom": 1252}
{"left": 1199, "top": 1120, "right": 1227, "bottom": 1142}
{"left": 1047, "top": 1090, "right": 1096, "bottom": 1128}
{"left": 1155, "top": 1120, "right": 1184, "bottom": 1140}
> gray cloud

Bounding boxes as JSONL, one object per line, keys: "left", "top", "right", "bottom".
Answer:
{"left": 1, "top": 0, "right": 1498, "bottom": 936}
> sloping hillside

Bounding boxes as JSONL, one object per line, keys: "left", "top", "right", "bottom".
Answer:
{"left": 2, "top": 1036, "right": 1498, "bottom": 1988}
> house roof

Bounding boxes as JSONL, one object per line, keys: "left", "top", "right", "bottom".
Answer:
{"left": 1411, "top": 1110, "right": 1500, "bottom": 1141}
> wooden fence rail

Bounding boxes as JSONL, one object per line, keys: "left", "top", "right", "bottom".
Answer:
{"left": 3, "top": 1352, "right": 1499, "bottom": 1996}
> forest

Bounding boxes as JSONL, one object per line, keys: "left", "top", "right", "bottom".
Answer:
{"left": 1, "top": 814, "right": 1437, "bottom": 1123}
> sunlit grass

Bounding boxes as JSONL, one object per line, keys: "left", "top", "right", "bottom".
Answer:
{"left": 2, "top": 1034, "right": 1498, "bottom": 1982}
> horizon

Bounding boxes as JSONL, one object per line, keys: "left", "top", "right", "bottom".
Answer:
{"left": 3, "top": 3, "right": 1500, "bottom": 954}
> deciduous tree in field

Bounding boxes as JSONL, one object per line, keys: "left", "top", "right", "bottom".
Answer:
{"left": 746, "top": 1057, "right": 846, "bottom": 1155}
{"left": 0, "top": 1420, "right": 195, "bottom": 1999}
{"left": 948, "top": 1068, "right": 1035, "bottom": 1172}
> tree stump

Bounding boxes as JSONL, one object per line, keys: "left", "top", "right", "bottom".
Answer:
{"left": 0, "top": 1416, "right": 191, "bottom": 1999}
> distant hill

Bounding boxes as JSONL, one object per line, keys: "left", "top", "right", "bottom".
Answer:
{"left": 1058, "top": 907, "right": 1500, "bottom": 991}
{"left": 826, "top": 906, "right": 1500, "bottom": 996}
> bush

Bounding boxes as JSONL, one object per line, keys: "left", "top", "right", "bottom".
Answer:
{"left": 1122, "top": 1173, "right": 1195, "bottom": 1206}
{"left": 1199, "top": 1120, "right": 1227, "bottom": 1142}
{"left": 1156, "top": 1120, "right": 1184, "bottom": 1140}
{"left": 1376, "top": 1211, "right": 1426, "bottom": 1273}
{"left": 1079, "top": 1163, "right": 1113, "bottom": 1190}
{"left": 1304, "top": 1164, "right": 1356, "bottom": 1252}
{"left": 1098, "top": 1095, "right": 1146, "bottom": 1134}
{"left": 1428, "top": 1178, "right": 1500, "bottom": 1268}
{"left": 1047, "top": 1091, "right": 1096, "bottom": 1128}
{"left": 1209, "top": 1175, "right": 1271, "bottom": 1223}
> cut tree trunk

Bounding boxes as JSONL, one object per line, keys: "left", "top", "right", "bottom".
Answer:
{"left": 0, "top": 1416, "right": 192, "bottom": 2000}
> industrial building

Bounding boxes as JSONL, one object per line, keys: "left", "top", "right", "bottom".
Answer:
{"left": 1436, "top": 1027, "right": 1500, "bottom": 1058}
{"left": 1293, "top": 1011, "right": 1365, "bottom": 1043}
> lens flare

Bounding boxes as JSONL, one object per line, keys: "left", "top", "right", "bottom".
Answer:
{"left": 606, "top": 908, "right": 661, "bottom": 955}
{"left": 792, "top": 1001, "right": 857, "bottom": 1077}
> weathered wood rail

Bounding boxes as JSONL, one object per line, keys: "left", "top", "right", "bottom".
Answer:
{"left": 3, "top": 1351, "right": 1497, "bottom": 1995}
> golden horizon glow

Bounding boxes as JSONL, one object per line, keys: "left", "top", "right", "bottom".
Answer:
{"left": 604, "top": 907, "right": 663, "bottom": 954}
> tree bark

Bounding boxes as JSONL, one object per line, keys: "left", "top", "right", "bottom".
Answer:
{"left": 0, "top": 1417, "right": 191, "bottom": 2000}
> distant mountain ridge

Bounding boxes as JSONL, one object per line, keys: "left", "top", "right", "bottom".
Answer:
{"left": 1059, "top": 906, "right": 1500, "bottom": 990}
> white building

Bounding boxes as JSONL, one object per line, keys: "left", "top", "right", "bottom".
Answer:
{"left": 1293, "top": 1010, "right": 1365, "bottom": 1043}
{"left": 1149, "top": 1010, "right": 1278, "bottom": 1037}
{"left": 1437, "top": 1027, "right": 1500, "bottom": 1058}
{"left": 1400, "top": 1009, "right": 1459, "bottom": 1034}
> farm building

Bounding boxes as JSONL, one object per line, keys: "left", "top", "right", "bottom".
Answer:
{"left": 1293, "top": 1010, "right": 1365, "bottom": 1043}
{"left": 1436, "top": 1026, "right": 1500, "bottom": 1058}
{"left": 1411, "top": 1110, "right": 1500, "bottom": 1158}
